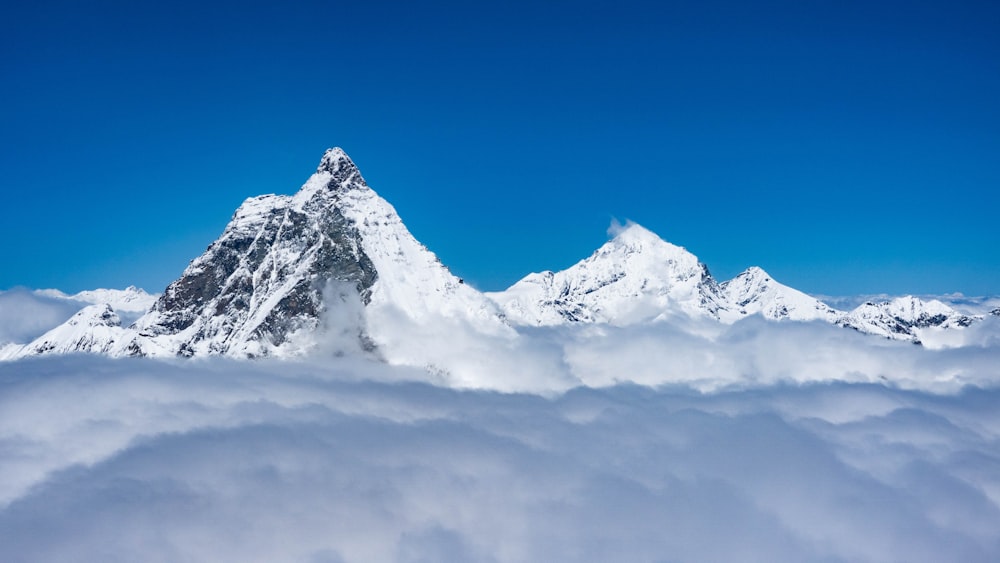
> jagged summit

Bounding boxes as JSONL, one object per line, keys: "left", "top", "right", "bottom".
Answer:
{"left": 314, "top": 147, "right": 364, "bottom": 184}
{"left": 130, "top": 147, "right": 505, "bottom": 358}
{"left": 5, "top": 148, "right": 506, "bottom": 361}
{"left": 318, "top": 146, "right": 350, "bottom": 169}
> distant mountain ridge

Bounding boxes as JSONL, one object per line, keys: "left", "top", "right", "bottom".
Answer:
{"left": 35, "top": 286, "right": 157, "bottom": 313}
{"left": 486, "top": 223, "right": 978, "bottom": 343}
{"left": 0, "top": 149, "right": 984, "bottom": 362}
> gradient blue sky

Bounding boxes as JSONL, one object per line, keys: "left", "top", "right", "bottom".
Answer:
{"left": 2, "top": 0, "right": 997, "bottom": 296}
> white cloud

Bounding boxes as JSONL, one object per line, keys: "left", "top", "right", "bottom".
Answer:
{"left": 0, "top": 288, "right": 84, "bottom": 344}
{"left": 2, "top": 285, "right": 1000, "bottom": 561}
{"left": 606, "top": 217, "right": 634, "bottom": 237}
{"left": 347, "top": 308, "right": 1000, "bottom": 394}
{"left": 0, "top": 355, "right": 999, "bottom": 562}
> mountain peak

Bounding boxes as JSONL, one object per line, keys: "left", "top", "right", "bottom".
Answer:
{"left": 490, "top": 221, "right": 724, "bottom": 325}
{"left": 739, "top": 266, "right": 769, "bottom": 278}
{"left": 603, "top": 222, "right": 695, "bottom": 261}
{"left": 317, "top": 147, "right": 354, "bottom": 173}
{"left": 295, "top": 148, "right": 369, "bottom": 207}
{"left": 719, "top": 267, "right": 839, "bottom": 323}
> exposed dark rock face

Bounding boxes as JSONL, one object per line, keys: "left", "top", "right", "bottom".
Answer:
{"left": 132, "top": 151, "right": 380, "bottom": 357}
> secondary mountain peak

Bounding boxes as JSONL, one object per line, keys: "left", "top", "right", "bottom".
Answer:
{"left": 718, "top": 266, "right": 839, "bottom": 323}
{"left": 736, "top": 266, "right": 769, "bottom": 279}
{"left": 839, "top": 296, "right": 977, "bottom": 342}
{"left": 489, "top": 222, "right": 725, "bottom": 326}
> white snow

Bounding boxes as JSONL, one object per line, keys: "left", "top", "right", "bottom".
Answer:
{"left": 718, "top": 266, "right": 840, "bottom": 323}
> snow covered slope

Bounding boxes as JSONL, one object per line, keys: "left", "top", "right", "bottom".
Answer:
{"left": 838, "top": 296, "right": 977, "bottom": 343}
{"left": 718, "top": 267, "right": 840, "bottom": 323}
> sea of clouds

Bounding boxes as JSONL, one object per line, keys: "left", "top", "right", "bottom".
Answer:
{"left": 1, "top": 288, "right": 1000, "bottom": 561}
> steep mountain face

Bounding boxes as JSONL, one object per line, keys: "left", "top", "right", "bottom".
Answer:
{"left": 487, "top": 224, "right": 727, "bottom": 326}
{"left": 7, "top": 148, "right": 506, "bottom": 361}
{"left": 838, "top": 297, "right": 976, "bottom": 342}
{"left": 130, "top": 161, "right": 377, "bottom": 357}
{"left": 127, "top": 147, "right": 507, "bottom": 359}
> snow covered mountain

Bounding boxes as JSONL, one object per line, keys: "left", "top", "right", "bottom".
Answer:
{"left": 2, "top": 149, "right": 985, "bottom": 362}
{"left": 487, "top": 223, "right": 841, "bottom": 328}
{"left": 485, "top": 223, "right": 978, "bottom": 343}
{"left": 717, "top": 266, "right": 840, "bottom": 323}
{"left": 838, "top": 296, "right": 976, "bottom": 343}
{"left": 5, "top": 148, "right": 507, "bottom": 361}
{"left": 0, "top": 304, "right": 128, "bottom": 359}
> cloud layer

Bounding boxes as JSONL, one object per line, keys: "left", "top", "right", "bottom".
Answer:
{"left": 1, "top": 356, "right": 999, "bottom": 562}
{"left": 0, "top": 288, "right": 84, "bottom": 344}
{"left": 360, "top": 308, "right": 1000, "bottom": 394}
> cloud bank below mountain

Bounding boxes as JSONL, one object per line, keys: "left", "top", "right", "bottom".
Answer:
{"left": 1, "top": 355, "right": 999, "bottom": 562}
{"left": 361, "top": 308, "right": 1000, "bottom": 394}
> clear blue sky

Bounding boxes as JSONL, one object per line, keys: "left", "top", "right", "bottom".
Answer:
{"left": 2, "top": 0, "right": 997, "bottom": 296}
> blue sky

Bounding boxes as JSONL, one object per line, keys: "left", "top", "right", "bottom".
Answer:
{"left": 2, "top": 0, "right": 997, "bottom": 296}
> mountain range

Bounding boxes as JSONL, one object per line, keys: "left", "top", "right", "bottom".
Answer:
{"left": 1, "top": 149, "right": 988, "bottom": 365}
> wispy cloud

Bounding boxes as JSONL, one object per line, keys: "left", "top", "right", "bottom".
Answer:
{"left": 0, "top": 288, "right": 83, "bottom": 344}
